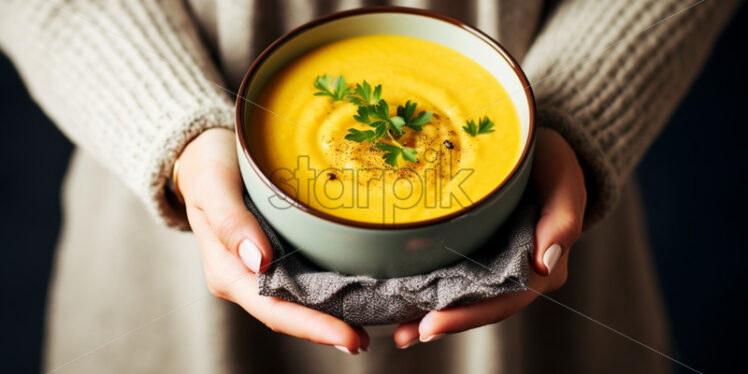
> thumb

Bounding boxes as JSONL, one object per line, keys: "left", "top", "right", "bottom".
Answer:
{"left": 177, "top": 128, "right": 274, "bottom": 273}
{"left": 189, "top": 165, "right": 274, "bottom": 274}
{"left": 534, "top": 199, "right": 582, "bottom": 276}
{"left": 532, "top": 128, "right": 586, "bottom": 276}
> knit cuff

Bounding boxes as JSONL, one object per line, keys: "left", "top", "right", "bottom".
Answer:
{"left": 145, "top": 105, "right": 236, "bottom": 231}
{"left": 536, "top": 108, "right": 620, "bottom": 229}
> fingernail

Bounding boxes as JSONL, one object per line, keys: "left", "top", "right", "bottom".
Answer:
{"left": 334, "top": 345, "right": 358, "bottom": 355}
{"left": 397, "top": 338, "right": 420, "bottom": 349}
{"left": 238, "top": 239, "right": 262, "bottom": 273}
{"left": 419, "top": 333, "right": 444, "bottom": 343}
{"left": 543, "top": 243, "right": 562, "bottom": 275}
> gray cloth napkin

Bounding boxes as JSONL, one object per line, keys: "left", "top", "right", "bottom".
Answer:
{"left": 244, "top": 193, "right": 538, "bottom": 326}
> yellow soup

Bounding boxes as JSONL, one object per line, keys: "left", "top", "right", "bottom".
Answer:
{"left": 248, "top": 35, "right": 521, "bottom": 225}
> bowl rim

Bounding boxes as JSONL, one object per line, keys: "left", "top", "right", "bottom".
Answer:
{"left": 236, "top": 5, "right": 536, "bottom": 230}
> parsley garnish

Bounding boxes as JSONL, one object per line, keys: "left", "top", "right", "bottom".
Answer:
{"left": 313, "top": 75, "right": 348, "bottom": 101}
{"left": 344, "top": 128, "right": 377, "bottom": 142}
{"left": 374, "top": 143, "right": 419, "bottom": 166}
{"left": 463, "top": 116, "right": 495, "bottom": 137}
{"left": 314, "top": 76, "right": 499, "bottom": 163}
{"left": 347, "top": 80, "right": 382, "bottom": 106}
{"left": 314, "top": 76, "right": 433, "bottom": 166}
{"left": 345, "top": 99, "right": 418, "bottom": 166}
{"left": 397, "top": 100, "right": 433, "bottom": 131}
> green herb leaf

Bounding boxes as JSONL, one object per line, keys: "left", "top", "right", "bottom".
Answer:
{"left": 345, "top": 128, "right": 376, "bottom": 142}
{"left": 313, "top": 75, "right": 332, "bottom": 94}
{"left": 463, "top": 116, "right": 495, "bottom": 137}
{"left": 347, "top": 97, "right": 364, "bottom": 106}
{"left": 401, "top": 147, "right": 418, "bottom": 163}
{"left": 370, "top": 120, "right": 387, "bottom": 129}
{"left": 372, "top": 122, "right": 387, "bottom": 140}
{"left": 397, "top": 100, "right": 433, "bottom": 131}
{"left": 463, "top": 119, "right": 478, "bottom": 136}
{"left": 347, "top": 80, "right": 384, "bottom": 106}
{"left": 374, "top": 143, "right": 418, "bottom": 166}
{"left": 397, "top": 100, "right": 416, "bottom": 121}
{"left": 333, "top": 76, "right": 347, "bottom": 100}
{"left": 375, "top": 143, "right": 400, "bottom": 152}
{"left": 389, "top": 116, "right": 405, "bottom": 134}
{"left": 313, "top": 75, "right": 348, "bottom": 101}
{"left": 370, "top": 100, "right": 390, "bottom": 121}
{"left": 477, "top": 116, "right": 495, "bottom": 134}
{"left": 376, "top": 143, "right": 402, "bottom": 166}
{"left": 372, "top": 84, "right": 382, "bottom": 103}
{"left": 353, "top": 105, "right": 371, "bottom": 124}
{"left": 408, "top": 111, "right": 433, "bottom": 131}
{"left": 347, "top": 81, "right": 367, "bottom": 105}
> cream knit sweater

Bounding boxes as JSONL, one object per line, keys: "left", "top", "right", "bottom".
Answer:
{"left": 0, "top": 0, "right": 740, "bottom": 229}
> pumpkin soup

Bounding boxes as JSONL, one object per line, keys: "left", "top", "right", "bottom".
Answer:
{"left": 247, "top": 35, "right": 521, "bottom": 225}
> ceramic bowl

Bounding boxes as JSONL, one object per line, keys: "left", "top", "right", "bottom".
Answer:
{"left": 236, "top": 6, "right": 536, "bottom": 278}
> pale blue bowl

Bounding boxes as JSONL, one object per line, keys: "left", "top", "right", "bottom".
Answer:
{"left": 236, "top": 7, "right": 536, "bottom": 278}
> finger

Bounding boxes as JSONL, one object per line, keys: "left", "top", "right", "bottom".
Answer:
{"left": 231, "top": 281, "right": 364, "bottom": 354}
{"left": 418, "top": 290, "right": 537, "bottom": 340}
{"left": 393, "top": 319, "right": 421, "bottom": 349}
{"left": 532, "top": 128, "right": 587, "bottom": 276}
{"left": 354, "top": 326, "right": 371, "bottom": 351}
{"left": 189, "top": 163, "right": 274, "bottom": 274}
{"left": 189, "top": 208, "right": 362, "bottom": 354}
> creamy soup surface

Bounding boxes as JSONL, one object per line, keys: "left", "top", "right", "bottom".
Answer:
{"left": 248, "top": 35, "right": 522, "bottom": 224}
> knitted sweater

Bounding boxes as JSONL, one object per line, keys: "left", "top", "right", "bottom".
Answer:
{"left": 0, "top": 0, "right": 740, "bottom": 230}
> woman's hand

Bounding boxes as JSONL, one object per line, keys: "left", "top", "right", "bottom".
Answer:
{"left": 177, "top": 128, "right": 369, "bottom": 354}
{"left": 393, "top": 127, "right": 587, "bottom": 348}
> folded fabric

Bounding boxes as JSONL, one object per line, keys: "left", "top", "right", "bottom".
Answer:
{"left": 245, "top": 193, "right": 537, "bottom": 326}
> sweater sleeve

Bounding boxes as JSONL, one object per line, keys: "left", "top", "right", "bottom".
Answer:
{"left": 522, "top": 0, "right": 741, "bottom": 227}
{"left": 0, "top": 0, "right": 236, "bottom": 230}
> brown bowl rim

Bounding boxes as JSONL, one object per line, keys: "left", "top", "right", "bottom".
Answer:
{"left": 236, "top": 5, "right": 536, "bottom": 230}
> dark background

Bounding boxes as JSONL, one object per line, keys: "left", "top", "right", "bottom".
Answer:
{"left": 1, "top": 6, "right": 746, "bottom": 374}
